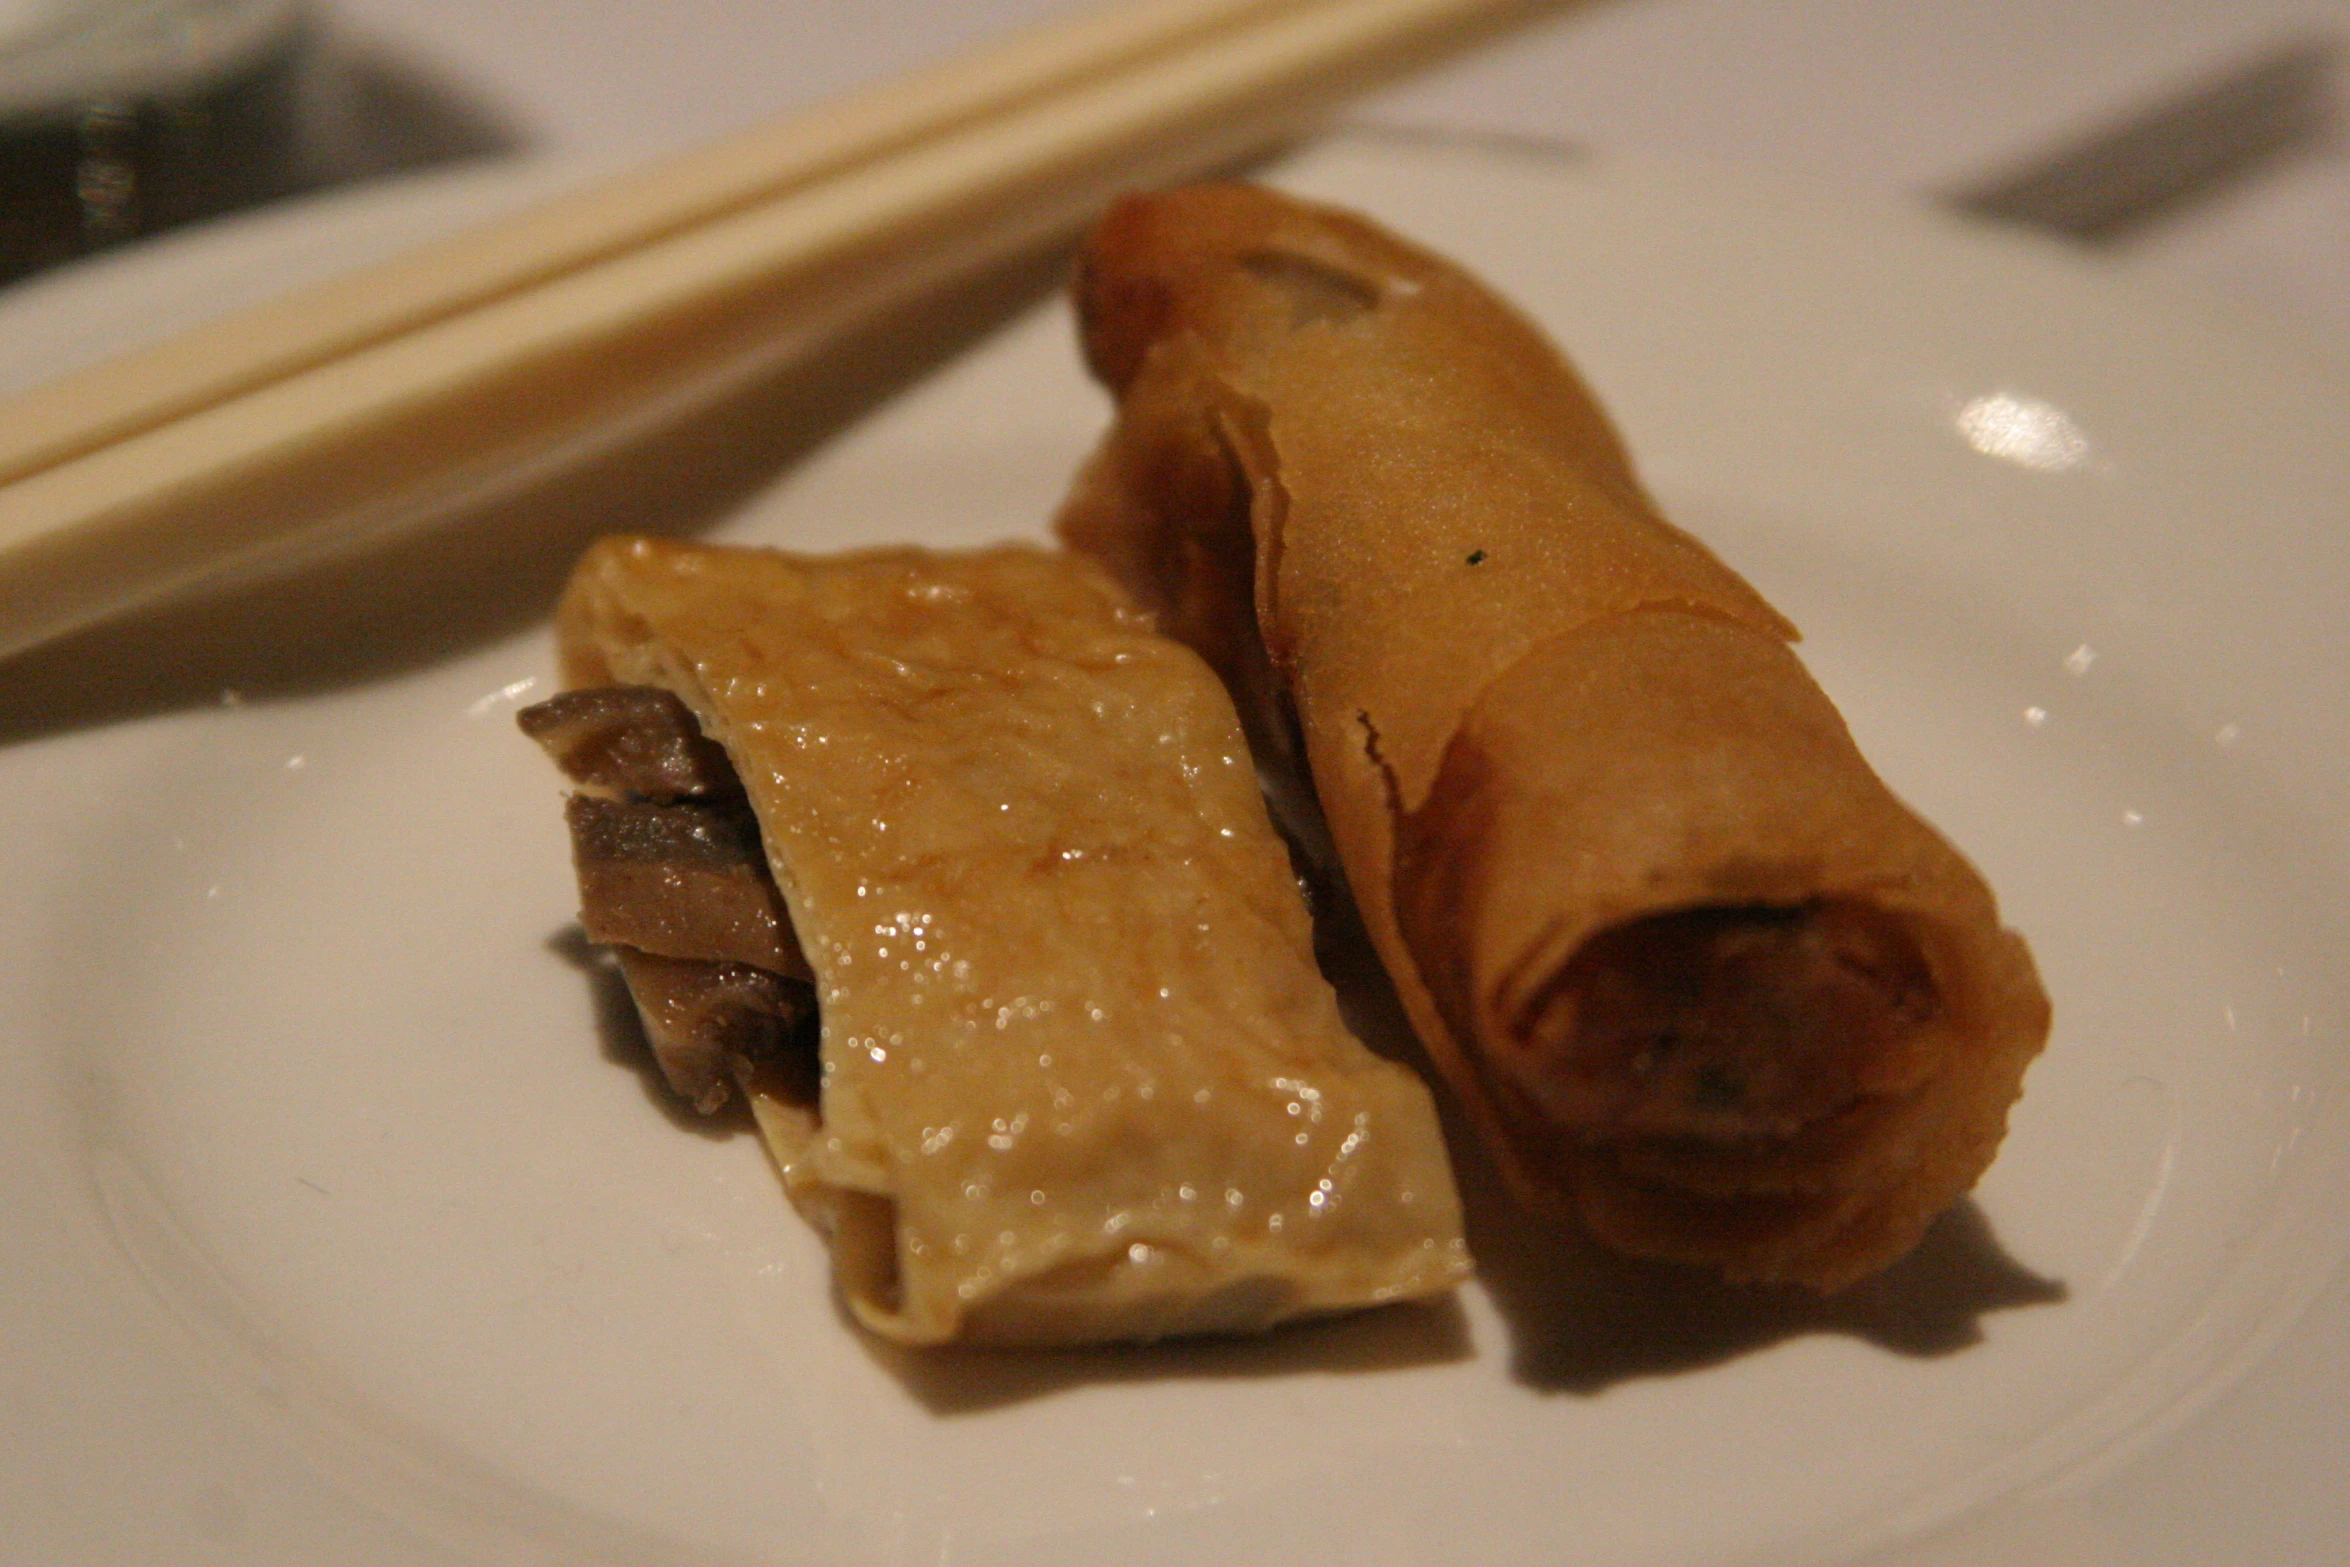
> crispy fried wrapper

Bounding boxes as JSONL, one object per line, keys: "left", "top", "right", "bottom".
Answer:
{"left": 553, "top": 537, "right": 1467, "bottom": 1343}
{"left": 1056, "top": 184, "right": 2049, "bottom": 1290}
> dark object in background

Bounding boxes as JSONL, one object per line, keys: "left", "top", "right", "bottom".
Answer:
{"left": 0, "top": 0, "right": 311, "bottom": 282}
{"left": 1949, "top": 34, "right": 2340, "bottom": 244}
{"left": 0, "top": 0, "right": 521, "bottom": 287}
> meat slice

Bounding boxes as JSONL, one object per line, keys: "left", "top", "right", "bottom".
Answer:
{"left": 611, "top": 950, "right": 814, "bottom": 1115}
{"left": 565, "top": 795, "right": 809, "bottom": 978}
{"left": 517, "top": 685, "right": 741, "bottom": 801}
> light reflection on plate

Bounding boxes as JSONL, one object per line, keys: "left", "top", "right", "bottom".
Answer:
{"left": 2, "top": 131, "right": 2345, "bottom": 1567}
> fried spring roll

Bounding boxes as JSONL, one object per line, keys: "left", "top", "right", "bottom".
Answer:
{"left": 1056, "top": 184, "right": 2049, "bottom": 1290}
{"left": 546, "top": 536, "right": 1467, "bottom": 1343}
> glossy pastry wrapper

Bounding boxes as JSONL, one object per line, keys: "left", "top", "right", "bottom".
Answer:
{"left": 556, "top": 536, "right": 1468, "bottom": 1343}
{"left": 1057, "top": 184, "right": 2049, "bottom": 1290}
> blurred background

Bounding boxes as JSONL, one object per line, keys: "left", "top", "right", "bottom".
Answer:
{"left": 2, "top": 0, "right": 2345, "bottom": 342}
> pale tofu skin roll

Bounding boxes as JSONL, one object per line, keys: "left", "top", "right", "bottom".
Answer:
{"left": 550, "top": 537, "right": 1468, "bottom": 1344}
{"left": 1056, "top": 184, "right": 2050, "bottom": 1291}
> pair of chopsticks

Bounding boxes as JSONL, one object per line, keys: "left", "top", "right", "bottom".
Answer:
{"left": 0, "top": 0, "right": 1566, "bottom": 663}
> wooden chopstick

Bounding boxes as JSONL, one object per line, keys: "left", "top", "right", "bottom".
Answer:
{"left": 0, "top": 0, "right": 1566, "bottom": 661}
{"left": 0, "top": 0, "right": 1322, "bottom": 489}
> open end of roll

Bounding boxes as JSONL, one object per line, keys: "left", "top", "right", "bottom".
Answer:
{"left": 1509, "top": 900, "right": 1944, "bottom": 1146}
{"left": 1487, "top": 898, "right": 1965, "bottom": 1288}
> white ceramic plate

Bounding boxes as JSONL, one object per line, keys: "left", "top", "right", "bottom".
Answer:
{"left": 4, "top": 132, "right": 2346, "bottom": 1567}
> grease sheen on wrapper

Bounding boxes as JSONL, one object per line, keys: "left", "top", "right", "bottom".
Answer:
{"left": 554, "top": 537, "right": 1468, "bottom": 1343}
{"left": 1057, "top": 184, "right": 2050, "bottom": 1290}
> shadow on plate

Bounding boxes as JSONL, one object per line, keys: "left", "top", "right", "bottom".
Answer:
{"left": 1462, "top": 1162, "right": 2064, "bottom": 1395}
{"left": 0, "top": 237, "right": 1078, "bottom": 747}
{"left": 868, "top": 1291, "right": 1473, "bottom": 1417}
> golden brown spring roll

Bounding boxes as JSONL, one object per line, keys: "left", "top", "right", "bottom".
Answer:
{"left": 1056, "top": 184, "right": 2049, "bottom": 1291}
{"left": 541, "top": 536, "right": 1467, "bottom": 1343}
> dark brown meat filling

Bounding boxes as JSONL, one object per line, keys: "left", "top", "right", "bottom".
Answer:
{"left": 612, "top": 950, "right": 815, "bottom": 1116}
{"left": 1511, "top": 901, "right": 1941, "bottom": 1145}
{"left": 565, "top": 795, "right": 807, "bottom": 977}
{"left": 521, "top": 684, "right": 815, "bottom": 1114}
{"left": 518, "top": 685, "right": 743, "bottom": 802}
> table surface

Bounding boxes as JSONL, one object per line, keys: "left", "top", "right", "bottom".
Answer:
{"left": 305, "top": 0, "right": 2350, "bottom": 351}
